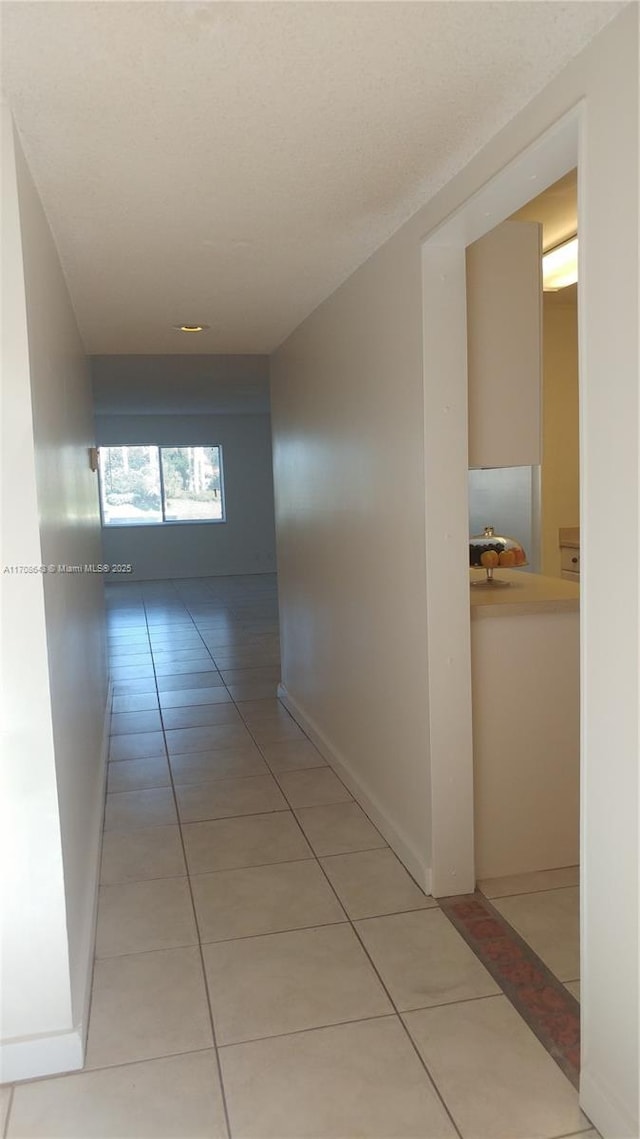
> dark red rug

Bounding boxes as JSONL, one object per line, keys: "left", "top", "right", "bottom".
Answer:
{"left": 438, "top": 892, "right": 580, "bottom": 1088}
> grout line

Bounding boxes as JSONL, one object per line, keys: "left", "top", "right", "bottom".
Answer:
{"left": 480, "top": 882, "right": 580, "bottom": 901}
{"left": 99, "top": 581, "right": 535, "bottom": 1139}
{"left": 8, "top": 1046, "right": 218, "bottom": 1088}
{"left": 282, "top": 793, "right": 465, "bottom": 1139}
{"left": 82, "top": 674, "right": 120, "bottom": 1075}
{"left": 143, "top": 592, "right": 234, "bottom": 1139}
{"left": 217, "top": 1012, "right": 399, "bottom": 1052}
{"left": 2, "top": 1086, "right": 14, "bottom": 1138}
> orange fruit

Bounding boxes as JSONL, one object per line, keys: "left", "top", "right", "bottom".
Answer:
{"left": 480, "top": 550, "right": 499, "bottom": 569}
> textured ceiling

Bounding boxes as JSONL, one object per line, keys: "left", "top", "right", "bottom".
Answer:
{"left": 1, "top": 2, "right": 621, "bottom": 354}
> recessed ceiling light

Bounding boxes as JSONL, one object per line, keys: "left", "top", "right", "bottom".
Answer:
{"left": 542, "top": 236, "right": 578, "bottom": 291}
{"left": 173, "top": 324, "right": 210, "bottom": 333}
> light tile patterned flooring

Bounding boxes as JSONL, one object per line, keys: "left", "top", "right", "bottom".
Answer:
{"left": 479, "top": 869, "right": 581, "bottom": 995}
{"left": 3, "top": 576, "right": 597, "bottom": 1139}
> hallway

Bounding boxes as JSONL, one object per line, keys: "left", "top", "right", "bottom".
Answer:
{"left": 4, "top": 575, "right": 596, "bottom": 1139}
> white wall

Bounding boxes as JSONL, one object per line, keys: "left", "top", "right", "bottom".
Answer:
{"left": 272, "top": 237, "right": 432, "bottom": 884}
{"left": 541, "top": 295, "right": 580, "bottom": 577}
{"left": 270, "top": 9, "right": 638, "bottom": 1136}
{"left": 0, "top": 109, "right": 108, "bottom": 1081}
{"left": 92, "top": 357, "right": 276, "bottom": 582}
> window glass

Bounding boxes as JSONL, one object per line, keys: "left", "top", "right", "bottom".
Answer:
{"left": 99, "top": 445, "right": 225, "bottom": 526}
{"left": 99, "top": 445, "right": 162, "bottom": 526}
{"left": 160, "top": 446, "right": 224, "bottom": 522}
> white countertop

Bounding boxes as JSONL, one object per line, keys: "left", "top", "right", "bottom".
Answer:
{"left": 470, "top": 568, "right": 580, "bottom": 618}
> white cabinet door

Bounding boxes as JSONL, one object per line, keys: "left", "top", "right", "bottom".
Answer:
{"left": 466, "top": 220, "right": 542, "bottom": 469}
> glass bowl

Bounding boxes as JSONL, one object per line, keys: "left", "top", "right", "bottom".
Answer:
{"left": 469, "top": 526, "right": 528, "bottom": 586}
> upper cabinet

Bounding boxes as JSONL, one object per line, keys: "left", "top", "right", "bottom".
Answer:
{"left": 466, "top": 220, "right": 542, "bottom": 469}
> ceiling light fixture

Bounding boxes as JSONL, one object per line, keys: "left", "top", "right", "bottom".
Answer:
{"left": 173, "top": 323, "right": 210, "bottom": 333}
{"left": 542, "top": 236, "right": 578, "bottom": 291}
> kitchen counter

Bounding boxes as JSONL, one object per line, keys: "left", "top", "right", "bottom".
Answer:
{"left": 470, "top": 568, "right": 579, "bottom": 618}
{"left": 559, "top": 526, "right": 580, "bottom": 549}
{"left": 470, "top": 567, "right": 579, "bottom": 878}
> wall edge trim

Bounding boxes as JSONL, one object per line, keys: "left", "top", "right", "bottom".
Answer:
{"left": 580, "top": 1065, "right": 639, "bottom": 1139}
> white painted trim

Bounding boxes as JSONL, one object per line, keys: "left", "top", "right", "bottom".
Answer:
{"left": 278, "top": 683, "right": 432, "bottom": 894}
{"left": 580, "top": 1069, "right": 639, "bottom": 1139}
{"left": 421, "top": 245, "right": 475, "bottom": 897}
{"left": 0, "top": 1027, "right": 84, "bottom": 1084}
{"left": 0, "top": 681, "right": 113, "bottom": 1086}
{"left": 421, "top": 106, "right": 580, "bottom": 897}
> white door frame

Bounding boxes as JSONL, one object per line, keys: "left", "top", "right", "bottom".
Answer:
{"left": 422, "top": 106, "right": 581, "bottom": 898}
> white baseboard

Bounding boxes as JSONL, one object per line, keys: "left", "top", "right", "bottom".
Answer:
{"left": 278, "top": 684, "right": 432, "bottom": 894}
{"left": 580, "top": 1066, "right": 639, "bottom": 1139}
{"left": 0, "top": 1027, "right": 84, "bottom": 1084}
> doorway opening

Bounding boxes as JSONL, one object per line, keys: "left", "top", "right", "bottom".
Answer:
{"left": 466, "top": 172, "right": 581, "bottom": 1069}
{"left": 422, "top": 107, "right": 581, "bottom": 901}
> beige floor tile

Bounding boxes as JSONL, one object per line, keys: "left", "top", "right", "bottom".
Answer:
{"left": 246, "top": 718, "right": 306, "bottom": 744}
{"left": 159, "top": 685, "right": 232, "bottom": 707}
{"left": 165, "top": 722, "right": 253, "bottom": 755}
{"left": 149, "top": 635, "right": 204, "bottom": 651}
{"left": 113, "top": 678, "right": 157, "bottom": 696}
{"left": 564, "top": 979, "right": 581, "bottom": 1000}
{"left": 7, "top": 1052, "right": 227, "bottom": 1139}
{"left": 220, "top": 666, "right": 282, "bottom": 683}
{"left": 1, "top": 1087, "right": 12, "bottom": 1136}
{"left": 226, "top": 681, "right": 280, "bottom": 701}
{"left": 96, "top": 878, "right": 197, "bottom": 957}
{"left": 182, "top": 812, "right": 313, "bottom": 874}
{"left": 154, "top": 659, "right": 218, "bottom": 676}
{"left": 355, "top": 909, "right": 500, "bottom": 1010}
{"left": 170, "top": 746, "right": 268, "bottom": 785}
{"left": 203, "top": 923, "right": 392, "bottom": 1045}
{"left": 104, "top": 787, "right": 177, "bottom": 831}
{"left": 85, "top": 947, "right": 213, "bottom": 1068}
{"left": 111, "top": 709, "right": 163, "bottom": 735}
{"left": 111, "top": 664, "right": 155, "bottom": 681}
{"left": 156, "top": 672, "right": 227, "bottom": 692}
{"left": 100, "top": 825, "right": 186, "bottom": 884}
{"left": 107, "top": 755, "right": 170, "bottom": 793}
{"left": 276, "top": 767, "right": 352, "bottom": 808}
{"left": 260, "top": 739, "right": 326, "bottom": 772}
{"left": 321, "top": 848, "right": 436, "bottom": 919}
{"left": 151, "top": 647, "right": 213, "bottom": 664}
{"left": 161, "top": 702, "right": 241, "bottom": 730}
{"left": 192, "top": 859, "right": 345, "bottom": 942}
{"left": 479, "top": 866, "right": 580, "bottom": 898}
{"left": 112, "top": 692, "right": 159, "bottom": 713}
{"left": 492, "top": 887, "right": 580, "bottom": 981}
{"left": 295, "top": 801, "right": 387, "bottom": 855}
{"left": 219, "top": 1016, "right": 457, "bottom": 1139}
{"left": 109, "top": 731, "right": 166, "bottom": 762}
{"left": 236, "top": 699, "right": 293, "bottom": 722}
{"left": 404, "top": 997, "right": 588, "bottom": 1139}
{"left": 152, "top": 655, "right": 214, "bottom": 670}
{"left": 109, "top": 653, "right": 154, "bottom": 670}
{"left": 108, "top": 642, "right": 151, "bottom": 660}
{"left": 175, "top": 774, "right": 288, "bottom": 823}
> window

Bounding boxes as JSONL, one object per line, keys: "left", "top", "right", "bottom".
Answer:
{"left": 99, "top": 445, "right": 224, "bottom": 526}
